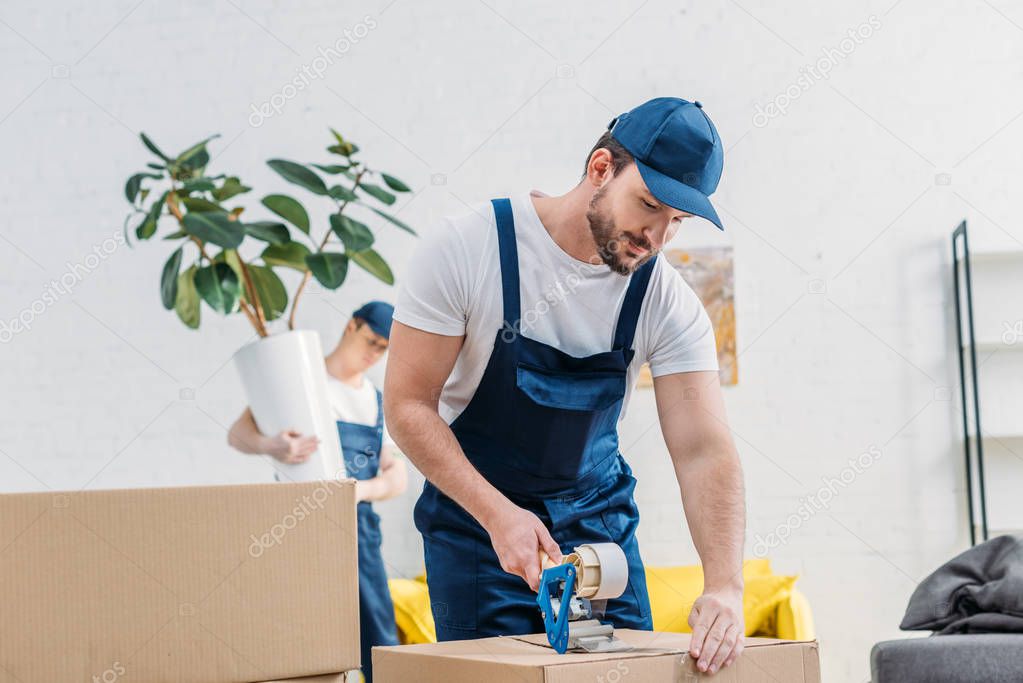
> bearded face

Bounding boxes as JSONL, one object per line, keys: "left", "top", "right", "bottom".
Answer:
{"left": 586, "top": 184, "right": 658, "bottom": 275}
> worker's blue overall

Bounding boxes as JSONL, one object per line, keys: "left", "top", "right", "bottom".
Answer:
{"left": 337, "top": 389, "right": 398, "bottom": 683}
{"left": 414, "top": 197, "right": 655, "bottom": 640}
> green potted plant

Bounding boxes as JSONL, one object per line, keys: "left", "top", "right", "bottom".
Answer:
{"left": 123, "top": 129, "right": 415, "bottom": 480}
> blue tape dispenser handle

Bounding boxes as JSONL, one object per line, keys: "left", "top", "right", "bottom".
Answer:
{"left": 536, "top": 562, "right": 576, "bottom": 654}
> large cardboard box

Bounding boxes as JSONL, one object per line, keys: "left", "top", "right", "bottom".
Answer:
{"left": 373, "top": 630, "right": 821, "bottom": 682}
{"left": 0, "top": 481, "right": 360, "bottom": 683}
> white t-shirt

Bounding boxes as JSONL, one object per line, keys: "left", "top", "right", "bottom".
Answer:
{"left": 325, "top": 375, "right": 395, "bottom": 448}
{"left": 394, "top": 190, "right": 719, "bottom": 424}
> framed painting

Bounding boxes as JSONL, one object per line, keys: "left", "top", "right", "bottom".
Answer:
{"left": 638, "top": 246, "right": 737, "bottom": 387}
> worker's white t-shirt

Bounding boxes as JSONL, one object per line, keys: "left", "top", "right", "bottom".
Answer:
{"left": 393, "top": 191, "right": 720, "bottom": 424}
{"left": 325, "top": 375, "right": 395, "bottom": 448}
{"left": 390, "top": 188, "right": 720, "bottom": 421}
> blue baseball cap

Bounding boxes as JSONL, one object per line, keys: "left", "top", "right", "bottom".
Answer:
{"left": 607, "top": 97, "right": 724, "bottom": 230}
{"left": 352, "top": 301, "right": 394, "bottom": 339}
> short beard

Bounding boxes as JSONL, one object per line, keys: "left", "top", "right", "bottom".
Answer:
{"left": 586, "top": 186, "right": 655, "bottom": 276}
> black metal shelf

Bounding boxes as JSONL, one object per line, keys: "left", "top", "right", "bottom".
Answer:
{"left": 952, "top": 219, "right": 989, "bottom": 545}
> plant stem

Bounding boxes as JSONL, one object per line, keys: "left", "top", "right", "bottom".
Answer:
{"left": 238, "top": 258, "right": 267, "bottom": 333}
{"left": 288, "top": 272, "right": 311, "bottom": 331}
{"left": 237, "top": 290, "right": 264, "bottom": 333}
{"left": 165, "top": 191, "right": 184, "bottom": 222}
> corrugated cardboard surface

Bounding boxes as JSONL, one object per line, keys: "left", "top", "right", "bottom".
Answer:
{"left": 373, "top": 629, "right": 821, "bottom": 682}
{"left": 0, "top": 481, "right": 359, "bottom": 683}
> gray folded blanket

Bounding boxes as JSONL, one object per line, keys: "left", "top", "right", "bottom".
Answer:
{"left": 901, "top": 534, "right": 1023, "bottom": 635}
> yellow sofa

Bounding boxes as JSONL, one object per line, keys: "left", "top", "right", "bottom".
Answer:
{"left": 388, "top": 559, "right": 814, "bottom": 644}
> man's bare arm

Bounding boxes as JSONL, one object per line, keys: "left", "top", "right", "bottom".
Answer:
{"left": 355, "top": 446, "right": 408, "bottom": 503}
{"left": 384, "top": 321, "right": 562, "bottom": 589}
{"left": 654, "top": 370, "right": 746, "bottom": 673}
{"left": 227, "top": 408, "right": 268, "bottom": 455}
{"left": 227, "top": 407, "right": 319, "bottom": 463}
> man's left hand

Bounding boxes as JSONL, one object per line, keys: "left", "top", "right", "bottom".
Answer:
{"left": 687, "top": 585, "right": 745, "bottom": 674}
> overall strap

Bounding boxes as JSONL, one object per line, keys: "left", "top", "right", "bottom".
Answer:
{"left": 373, "top": 387, "right": 384, "bottom": 429}
{"left": 491, "top": 198, "right": 521, "bottom": 327}
{"left": 612, "top": 256, "right": 657, "bottom": 351}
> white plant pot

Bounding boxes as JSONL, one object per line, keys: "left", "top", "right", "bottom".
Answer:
{"left": 233, "top": 330, "right": 344, "bottom": 482}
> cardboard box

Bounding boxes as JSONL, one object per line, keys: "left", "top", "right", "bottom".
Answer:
{"left": 0, "top": 481, "right": 360, "bottom": 683}
{"left": 373, "top": 629, "right": 820, "bottom": 682}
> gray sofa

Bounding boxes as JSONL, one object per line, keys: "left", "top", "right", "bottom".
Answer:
{"left": 871, "top": 634, "right": 1023, "bottom": 682}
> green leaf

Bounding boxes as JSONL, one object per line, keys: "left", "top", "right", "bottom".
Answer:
{"left": 180, "top": 197, "right": 228, "bottom": 213}
{"left": 328, "top": 184, "right": 358, "bottom": 202}
{"left": 161, "top": 229, "right": 188, "bottom": 240}
{"left": 175, "top": 265, "right": 201, "bottom": 329}
{"left": 350, "top": 249, "right": 394, "bottom": 285}
{"left": 246, "top": 265, "right": 289, "bottom": 321}
{"left": 135, "top": 192, "right": 167, "bottom": 240}
{"left": 182, "top": 212, "right": 244, "bottom": 249}
{"left": 160, "top": 247, "right": 183, "bottom": 309}
{"left": 306, "top": 252, "right": 349, "bottom": 288}
{"left": 176, "top": 135, "right": 219, "bottom": 170}
{"left": 328, "top": 142, "right": 359, "bottom": 156}
{"left": 213, "top": 176, "right": 251, "bottom": 201}
{"left": 380, "top": 173, "right": 411, "bottom": 192}
{"left": 330, "top": 214, "right": 374, "bottom": 252}
{"left": 140, "top": 132, "right": 172, "bottom": 162}
{"left": 146, "top": 162, "right": 166, "bottom": 171}
{"left": 267, "top": 159, "right": 329, "bottom": 195}
{"left": 195, "top": 262, "right": 241, "bottom": 314}
{"left": 244, "top": 221, "right": 290, "bottom": 245}
{"left": 368, "top": 206, "right": 417, "bottom": 235}
{"left": 180, "top": 152, "right": 209, "bottom": 173}
{"left": 311, "top": 163, "right": 350, "bottom": 175}
{"left": 218, "top": 249, "right": 246, "bottom": 284}
{"left": 124, "top": 176, "right": 142, "bottom": 202}
{"left": 262, "top": 242, "right": 311, "bottom": 271}
{"left": 261, "top": 194, "right": 310, "bottom": 234}
{"left": 125, "top": 172, "right": 162, "bottom": 203}
{"left": 327, "top": 129, "right": 358, "bottom": 156}
{"left": 181, "top": 177, "right": 216, "bottom": 193}
{"left": 359, "top": 182, "right": 396, "bottom": 205}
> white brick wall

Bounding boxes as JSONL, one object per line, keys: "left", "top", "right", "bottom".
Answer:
{"left": 3, "top": 1, "right": 1023, "bottom": 680}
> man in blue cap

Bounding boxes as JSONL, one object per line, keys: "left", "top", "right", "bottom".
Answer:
{"left": 385, "top": 98, "right": 746, "bottom": 674}
{"left": 228, "top": 300, "right": 406, "bottom": 683}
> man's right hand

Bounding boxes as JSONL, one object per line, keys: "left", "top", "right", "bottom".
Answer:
{"left": 483, "top": 502, "right": 563, "bottom": 592}
{"left": 264, "top": 429, "right": 320, "bottom": 464}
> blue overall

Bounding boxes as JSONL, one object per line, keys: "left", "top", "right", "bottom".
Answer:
{"left": 337, "top": 389, "right": 398, "bottom": 683}
{"left": 413, "top": 197, "right": 656, "bottom": 640}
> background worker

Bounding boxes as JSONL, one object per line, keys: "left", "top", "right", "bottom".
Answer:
{"left": 385, "top": 98, "right": 746, "bottom": 675}
{"left": 228, "top": 301, "right": 406, "bottom": 683}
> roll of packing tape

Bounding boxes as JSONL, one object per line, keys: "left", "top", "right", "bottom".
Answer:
{"left": 569, "top": 543, "right": 629, "bottom": 600}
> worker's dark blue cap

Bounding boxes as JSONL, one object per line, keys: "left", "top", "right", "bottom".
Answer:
{"left": 353, "top": 300, "right": 394, "bottom": 339}
{"left": 607, "top": 97, "right": 724, "bottom": 230}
